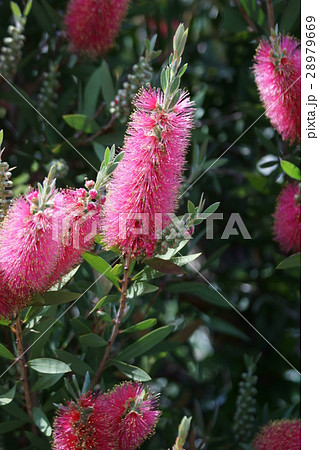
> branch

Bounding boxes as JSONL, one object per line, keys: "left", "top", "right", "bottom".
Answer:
{"left": 15, "top": 313, "right": 33, "bottom": 421}
{"left": 91, "top": 253, "right": 132, "bottom": 388}
{"left": 233, "top": 0, "right": 258, "bottom": 33}
{"left": 266, "top": 0, "right": 275, "bottom": 31}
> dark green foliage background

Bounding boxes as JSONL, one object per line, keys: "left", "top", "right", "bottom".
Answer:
{"left": 0, "top": 0, "right": 300, "bottom": 448}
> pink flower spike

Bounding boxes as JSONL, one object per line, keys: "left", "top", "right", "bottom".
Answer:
{"left": 104, "top": 382, "right": 161, "bottom": 450}
{"left": 252, "top": 419, "right": 301, "bottom": 449}
{"left": 52, "top": 391, "right": 111, "bottom": 450}
{"left": 253, "top": 33, "right": 301, "bottom": 144}
{"left": 0, "top": 195, "right": 59, "bottom": 304}
{"left": 102, "top": 87, "right": 194, "bottom": 258}
{"left": 273, "top": 182, "right": 301, "bottom": 254}
{"left": 47, "top": 188, "right": 101, "bottom": 288}
{"left": 85, "top": 179, "right": 95, "bottom": 189}
{"left": 64, "top": 0, "right": 130, "bottom": 59}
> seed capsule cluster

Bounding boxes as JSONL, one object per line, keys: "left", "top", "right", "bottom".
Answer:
{"left": 0, "top": 24, "right": 25, "bottom": 82}
{"left": 233, "top": 360, "right": 258, "bottom": 443}
{"left": 0, "top": 157, "right": 13, "bottom": 223}
{"left": 110, "top": 56, "right": 153, "bottom": 122}
{"left": 38, "top": 63, "right": 60, "bottom": 114}
{"left": 156, "top": 220, "right": 193, "bottom": 255}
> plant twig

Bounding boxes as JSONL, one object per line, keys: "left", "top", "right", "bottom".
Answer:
{"left": 233, "top": 0, "right": 258, "bottom": 33}
{"left": 91, "top": 253, "right": 132, "bottom": 388}
{"left": 15, "top": 313, "right": 33, "bottom": 421}
{"left": 266, "top": 0, "right": 275, "bottom": 31}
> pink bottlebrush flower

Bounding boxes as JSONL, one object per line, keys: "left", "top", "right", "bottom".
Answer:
{"left": 253, "top": 33, "right": 301, "bottom": 144}
{"left": 64, "top": 0, "right": 130, "bottom": 59}
{"left": 48, "top": 188, "right": 101, "bottom": 287}
{"left": 104, "top": 382, "right": 161, "bottom": 450}
{"left": 252, "top": 419, "right": 301, "bottom": 449}
{"left": 102, "top": 87, "right": 194, "bottom": 258}
{"left": 273, "top": 182, "right": 301, "bottom": 254}
{"left": 52, "top": 391, "right": 110, "bottom": 450}
{"left": 0, "top": 195, "right": 59, "bottom": 302}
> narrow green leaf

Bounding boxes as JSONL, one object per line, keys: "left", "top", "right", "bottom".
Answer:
{"left": 62, "top": 114, "right": 99, "bottom": 134}
{"left": 169, "top": 282, "right": 231, "bottom": 308}
{"left": 100, "top": 61, "right": 115, "bottom": 107}
{"left": 121, "top": 319, "right": 157, "bottom": 334}
{"left": 0, "top": 385, "right": 16, "bottom": 406}
{"left": 25, "top": 432, "right": 51, "bottom": 450}
{"left": 127, "top": 282, "right": 158, "bottom": 298}
{"left": 79, "top": 333, "right": 107, "bottom": 348}
{"left": 117, "top": 325, "right": 174, "bottom": 361}
{"left": 23, "top": 0, "right": 33, "bottom": 17}
{"left": 32, "top": 374, "right": 63, "bottom": 392}
{"left": 0, "top": 419, "right": 27, "bottom": 434}
{"left": 34, "top": 291, "right": 80, "bottom": 306}
{"left": 280, "top": 160, "right": 301, "bottom": 181}
{"left": 10, "top": 2, "right": 22, "bottom": 20}
{"left": 276, "top": 252, "right": 301, "bottom": 270}
{"left": 146, "top": 257, "right": 185, "bottom": 275}
{"left": 83, "top": 67, "right": 102, "bottom": 118}
{"left": 204, "top": 202, "right": 220, "bottom": 215}
{"left": 29, "top": 358, "right": 71, "bottom": 374}
{"left": 83, "top": 253, "right": 120, "bottom": 288}
{"left": 171, "top": 253, "right": 201, "bottom": 267}
{"left": 0, "top": 343, "right": 15, "bottom": 360}
{"left": 32, "top": 407, "right": 52, "bottom": 436}
{"left": 111, "top": 360, "right": 151, "bottom": 381}
{"left": 55, "top": 350, "right": 93, "bottom": 377}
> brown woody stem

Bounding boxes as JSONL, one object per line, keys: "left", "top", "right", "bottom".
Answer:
{"left": 233, "top": 0, "right": 258, "bottom": 32}
{"left": 266, "top": 0, "right": 275, "bottom": 31}
{"left": 15, "top": 313, "right": 33, "bottom": 421}
{"left": 91, "top": 253, "right": 132, "bottom": 388}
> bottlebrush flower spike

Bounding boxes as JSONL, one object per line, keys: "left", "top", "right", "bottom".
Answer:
{"left": 102, "top": 24, "right": 194, "bottom": 258}
{"left": 64, "top": 0, "right": 130, "bottom": 59}
{"left": 0, "top": 167, "right": 59, "bottom": 306}
{"left": 104, "top": 382, "right": 161, "bottom": 450}
{"left": 52, "top": 391, "right": 110, "bottom": 450}
{"left": 252, "top": 419, "right": 301, "bottom": 449}
{"left": 253, "top": 32, "right": 301, "bottom": 144}
{"left": 48, "top": 187, "right": 101, "bottom": 287}
{"left": 273, "top": 182, "right": 301, "bottom": 254}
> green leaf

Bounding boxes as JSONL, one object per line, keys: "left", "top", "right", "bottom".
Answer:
{"left": 121, "top": 319, "right": 157, "bottom": 334}
{"left": 127, "top": 282, "right": 158, "bottom": 298}
{"left": 10, "top": 2, "right": 22, "bottom": 20}
{"left": 55, "top": 350, "right": 93, "bottom": 377}
{"left": 276, "top": 253, "right": 301, "bottom": 270}
{"left": 0, "top": 343, "right": 15, "bottom": 360}
{"left": 23, "top": 0, "right": 33, "bottom": 17}
{"left": 146, "top": 258, "right": 185, "bottom": 275}
{"left": 279, "top": 0, "right": 300, "bottom": 32}
{"left": 29, "top": 358, "right": 71, "bottom": 374}
{"left": 117, "top": 325, "right": 174, "bottom": 361}
{"left": 32, "top": 374, "right": 63, "bottom": 392}
{"left": 70, "top": 318, "right": 92, "bottom": 335}
{"left": 169, "top": 282, "right": 231, "bottom": 308}
{"left": 100, "top": 61, "right": 115, "bottom": 107}
{"left": 280, "top": 160, "right": 301, "bottom": 181}
{"left": 83, "top": 253, "right": 120, "bottom": 288}
{"left": 0, "top": 420, "right": 27, "bottom": 434}
{"left": 210, "top": 318, "right": 249, "bottom": 341}
{"left": 111, "top": 360, "right": 151, "bottom": 381}
{"left": 25, "top": 432, "right": 50, "bottom": 450}
{"left": 49, "top": 265, "right": 80, "bottom": 291}
{"left": 204, "top": 202, "right": 220, "bottom": 215}
{"left": 32, "top": 291, "right": 80, "bottom": 306}
{"left": 171, "top": 253, "right": 201, "bottom": 267}
{"left": 83, "top": 68, "right": 102, "bottom": 118}
{"left": 79, "top": 333, "right": 107, "bottom": 348}
{"left": 0, "top": 385, "right": 16, "bottom": 406}
{"left": 62, "top": 114, "right": 99, "bottom": 134}
{"left": 32, "top": 407, "right": 52, "bottom": 436}
{"left": 187, "top": 200, "right": 196, "bottom": 215}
